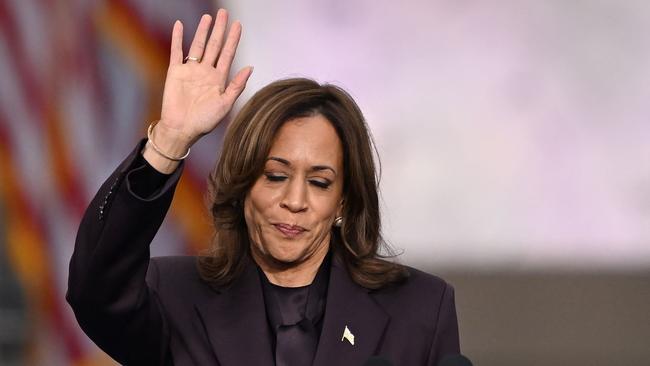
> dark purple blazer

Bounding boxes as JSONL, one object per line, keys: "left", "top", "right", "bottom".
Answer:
{"left": 67, "top": 141, "right": 460, "bottom": 365}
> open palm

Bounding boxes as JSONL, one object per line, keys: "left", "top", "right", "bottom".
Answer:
{"left": 159, "top": 10, "right": 253, "bottom": 144}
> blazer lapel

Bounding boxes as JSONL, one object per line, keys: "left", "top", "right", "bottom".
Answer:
{"left": 194, "top": 262, "right": 274, "bottom": 366}
{"left": 313, "top": 257, "right": 390, "bottom": 366}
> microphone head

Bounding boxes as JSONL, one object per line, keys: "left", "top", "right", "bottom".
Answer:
{"left": 438, "top": 354, "right": 473, "bottom": 366}
{"left": 363, "top": 356, "right": 393, "bottom": 366}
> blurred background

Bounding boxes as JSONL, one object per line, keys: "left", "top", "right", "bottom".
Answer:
{"left": 1, "top": 0, "right": 649, "bottom": 365}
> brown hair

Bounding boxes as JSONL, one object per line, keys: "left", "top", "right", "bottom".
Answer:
{"left": 198, "top": 78, "right": 409, "bottom": 289}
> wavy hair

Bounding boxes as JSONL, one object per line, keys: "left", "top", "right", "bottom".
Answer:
{"left": 198, "top": 78, "right": 408, "bottom": 289}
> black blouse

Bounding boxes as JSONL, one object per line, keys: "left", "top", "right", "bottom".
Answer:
{"left": 259, "top": 254, "right": 331, "bottom": 366}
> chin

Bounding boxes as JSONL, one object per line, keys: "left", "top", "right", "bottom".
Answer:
{"left": 253, "top": 235, "right": 328, "bottom": 268}
{"left": 267, "top": 245, "right": 306, "bottom": 265}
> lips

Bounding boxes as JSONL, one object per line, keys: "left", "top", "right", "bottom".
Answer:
{"left": 273, "top": 223, "right": 307, "bottom": 238}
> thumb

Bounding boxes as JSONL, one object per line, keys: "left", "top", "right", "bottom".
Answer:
{"left": 224, "top": 66, "right": 253, "bottom": 105}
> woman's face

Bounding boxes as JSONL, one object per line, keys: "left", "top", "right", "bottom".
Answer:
{"left": 244, "top": 114, "right": 344, "bottom": 269}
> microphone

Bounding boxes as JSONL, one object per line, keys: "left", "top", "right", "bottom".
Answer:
{"left": 363, "top": 356, "right": 393, "bottom": 366}
{"left": 438, "top": 354, "right": 473, "bottom": 366}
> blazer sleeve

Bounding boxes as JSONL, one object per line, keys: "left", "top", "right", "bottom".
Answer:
{"left": 66, "top": 139, "right": 183, "bottom": 365}
{"left": 427, "top": 283, "right": 461, "bottom": 365}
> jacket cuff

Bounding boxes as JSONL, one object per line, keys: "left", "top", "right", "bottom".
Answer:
{"left": 121, "top": 139, "right": 185, "bottom": 202}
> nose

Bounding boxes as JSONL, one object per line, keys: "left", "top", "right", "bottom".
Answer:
{"left": 280, "top": 178, "right": 308, "bottom": 213}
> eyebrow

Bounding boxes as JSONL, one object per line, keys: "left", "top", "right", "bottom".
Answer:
{"left": 267, "top": 156, "right": 337, "bottom": 175}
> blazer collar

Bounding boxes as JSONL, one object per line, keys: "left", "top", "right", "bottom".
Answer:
{"left": 194, "top": 255, "right": 389, "bottom": 366}
{"left": 194, "top": 261, "right": 275, "bottom": 365}
{"left": 312, "top": 256, "right": 390, "bottom": 366}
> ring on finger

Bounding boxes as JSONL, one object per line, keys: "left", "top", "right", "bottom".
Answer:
{"left": 184, "top": 55, "right": 201, "bottom": 63}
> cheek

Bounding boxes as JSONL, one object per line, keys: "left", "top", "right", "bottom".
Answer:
{"left": 318, "top": 189, "right": 344, "bottom": 216}
{"left": 311, "top": 198, "right": 342, "bottom": 230}
{"left": 243, "top": 198, "right": 254, "bottom": 227}
{"left": 243, "top": 185, "right": 275, "bottom": 230}
{"left": 244, "top": 195, "right": 264, "bottom": 228}
{"left": 243, "top": 196, "right": 265, "bottom": 248}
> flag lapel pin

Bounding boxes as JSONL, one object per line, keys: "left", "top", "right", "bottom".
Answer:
{"left": 341, "top": 325, "right": 355, "bottom": 345}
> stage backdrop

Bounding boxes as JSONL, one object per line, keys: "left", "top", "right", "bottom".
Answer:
{"left": 230, "top": 1, "right": 650, "bottom": 270}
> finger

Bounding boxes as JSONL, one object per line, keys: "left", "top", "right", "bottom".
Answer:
{"left": 202, "top": 9, "right": 228, "bottom": 66}
{"left": 224, "top": 66, "right": 253, "bottom": 105}
{"left": 169, "top": 20, "right": 183, "bottom": 66}
{"left": 215, "top": 21, "right": 242, "bottom": 88}
{"left": 187, "top": 14, "right": 212, "bottom": 62}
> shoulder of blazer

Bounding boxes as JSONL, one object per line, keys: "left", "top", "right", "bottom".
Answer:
{"left": 147, "top": 256, "right": 211, "bottom": 295}
{"left": 372, "top": 265, "right": 451, "bottom": 297}
{"left": 369, "top": 265, "right": 454, "bottom": 327}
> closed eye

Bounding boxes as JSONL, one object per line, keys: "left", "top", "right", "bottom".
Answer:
{"left": 265, "top": 173, "right": 287, "bottom": 182}
{"left": 265, "top": 173, "right": 331, "bottom": 189}
{"left": 310, "top": 179, "right": 331, "bottom": 189}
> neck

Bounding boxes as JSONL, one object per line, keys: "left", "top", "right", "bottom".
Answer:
{"left": 253, "top": 243, "right": 329, "bottom": 287}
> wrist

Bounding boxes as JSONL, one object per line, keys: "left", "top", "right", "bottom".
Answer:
{"left": 142, "top": 121, "right": 192, "bottom": 174}
{"left": 141, "top": 143, "right": 180, "bottom": 174}
{"left": 151, "top": 121, "right": 195, "bottom": 154}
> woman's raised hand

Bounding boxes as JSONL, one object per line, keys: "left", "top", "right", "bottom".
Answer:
{"left": 158, "top": 10, "right": 252, "bottom": 147}
{"left": 143, "top": 10, "right": 252, "bottom": 173}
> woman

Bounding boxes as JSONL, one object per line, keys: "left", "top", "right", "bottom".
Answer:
{"left": 67, "top": 10, "right": 460, "bottom": 366}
